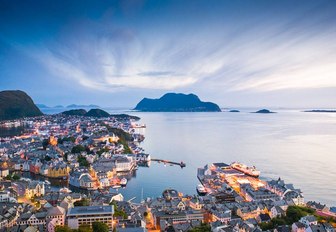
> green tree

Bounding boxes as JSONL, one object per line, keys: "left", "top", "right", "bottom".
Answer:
{"left": 189, "top": 223, "right": 211, "bottom": 232}
{"left": 77, "top": 155, "right": 89, "bottom": 167}
{"left": 71, "top": 145, "right": 86, "bottom": 154}
{"left": 42, "top": 139, "right": 49, "bottom": 150}
{"left": 78, "top": 224, "right": 92, "bottom": 232}
{"left": 12, "top": 173, "right": 20, "bottom": 180}
{"left": 55, "top": 225, "right": 72, "bottom": 232}
{"left": 74, "top": 198, "right": 90, "bottom": 206}
{"left": 92, "top": 222, "right": 109, "bottom": 232}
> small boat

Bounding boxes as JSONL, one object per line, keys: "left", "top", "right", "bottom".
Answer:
{"left": 196, "top": 184, "right": 207, "bottom": 196}
{"left": 120, "top": 178, "right": 127, "bottom": 186}
{"left": 112, "top": 185, "right": 122, "bottom": 189}
{"left": 59, "top": 187, "right": 72, "bottom": 193}
{"left": 45, "top": 180, "right": 51, "bottom": 185}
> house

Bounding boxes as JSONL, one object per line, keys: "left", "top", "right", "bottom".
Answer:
{"left": 270, "top": 206, "right": 286, "bottom": 219}
{"left": 114, "top": 156, "right": 135, "bottom": 172}
{"left": 0, "top": 162, "right": 9, "bottom": 178}
{"left": 292, "top": 222, "right": 306, "bottom": 232}
{"left": 26, "top": 181, "right": 45, "bottom": 198}
{"left": 47, "top": 164, "right": 70, "bottom": 178}
{"left": 307, "top": 224, "right": 327, "bottom": 232}
{"left": 46, "top": 206, "right": 66, "bottom": 226}
{"left": 257, "top": 213, "right": 271, "bottom": 223}
{"left": 29, "top": 158, "right": 42, "bottom": 174}
{"left": 300, "top": 215, "right": 318, "bottom": 227}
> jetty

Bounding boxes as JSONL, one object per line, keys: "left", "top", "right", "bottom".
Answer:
{"left": 151, "top": 158, "right": 186, "bottom": 168}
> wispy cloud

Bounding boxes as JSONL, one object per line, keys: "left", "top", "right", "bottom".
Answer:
{"left": 25, "top": 2, "right": 336, "bottom": 94}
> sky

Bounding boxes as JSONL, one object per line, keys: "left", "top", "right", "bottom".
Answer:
{"left": 0, "top": 0, "right": 336, "bottom": 108}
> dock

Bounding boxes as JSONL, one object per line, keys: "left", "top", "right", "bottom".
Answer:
{"left": 151, "top": 158, "right": 186, "bottom": 168}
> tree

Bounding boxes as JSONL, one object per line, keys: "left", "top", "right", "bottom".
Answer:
{"left": 74, "top": 198, "right": 90, "bottom": 206}
{"left": 12, "top": 173, "right": 20, "bottom": 180}
{"left": 42, "top": 139, "right": 49, "bottom": 150}
{"left": 92, "top": 222, "right": 109, "bottom": 232}
{"left": 78, "top": 224, "right": 92, "bottom": 232}
{"left": 71, "top": 145, "right": 86, "bottom": 154}
{"left": 189, "top": 223, "right": 211, "bottom": 232}
{"left": 55, "top": 225, "right": 72, "bottom": 232}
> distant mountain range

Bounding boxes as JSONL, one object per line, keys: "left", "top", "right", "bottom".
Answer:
{"left": 0, "top": 90, "right": 43, "bottom": 120}
{"left": 36, "top": 104, "right": 100, "bottom": 109}
{"left": 134, "top": 93, "right": 221, "bottom": 112}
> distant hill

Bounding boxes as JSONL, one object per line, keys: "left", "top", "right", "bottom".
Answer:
{"left": 66, "top": 104, "right": 100, "bottom": 108}
{"left": 61, "top": 109, "right": 87, "bottom": 116}
{"left": 253, "top": 109, "right": 276, "bottom": 114}
{"left": 85, "top": 109, "right": 110, "bottom": 117}
{"left": 36, "top": 104, "right": 50, "bottom": 108}
{"left": 61, "top": 109, "right": 140, "bottom": 120}
{"left": 0, "top": 90, "right": 43, "bottom": 120}
{"left": 134, "top": 93, "right": 221, "bottom": 112}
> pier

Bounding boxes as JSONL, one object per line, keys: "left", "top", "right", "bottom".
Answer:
{"left": 151, "top": 158, "right": 186, "bottom": 168}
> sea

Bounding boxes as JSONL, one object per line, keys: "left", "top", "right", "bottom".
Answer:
{"left": 5, "top": 107, "right": 336, "bottom": 206}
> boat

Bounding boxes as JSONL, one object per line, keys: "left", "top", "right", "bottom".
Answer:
{"left": 120, "top": 178, "right": 127, "bottom": 186}
{"left": 230, "top": 162, "right": 260, "bottom": 177}
{"left": 44, "top": 180, "right": 51, "bottom": 185}
{"left": 59, "top": 187, "right": 72, "bottom": 193}
{"left": 113, "top": 185, "right": 122, "bottom": 189}
{"left": 196, "top": 184, "right": 207, "bottom": 195}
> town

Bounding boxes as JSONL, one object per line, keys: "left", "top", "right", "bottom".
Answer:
{"left": 0, "top": 114, "right": 335, "bottom": 232}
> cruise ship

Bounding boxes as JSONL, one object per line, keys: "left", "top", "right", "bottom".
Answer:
{"left": 196, "top": 184, "right": 207, "bottom": 195}
{"left": 230, "top": 162, "right": 260, "bottom": 177}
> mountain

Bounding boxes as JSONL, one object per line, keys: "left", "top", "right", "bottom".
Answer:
{"left": 134, "top": 93, "right": 221, "bottom": 112}
{"left": 61, "top": 108, "right": 110, "bottom": 117}
{"left": 61, "top": 109, "right": 87, "bottom": 116}
{"left": 0, "top": 90, "right": 43, "bottom": 120}
{"left": 66, "top": 104, "right": 100, "bottom": 108}
{"left": 253, "top": 109, "right": 276, "bottom": 113}
{"left": 85, "top": 109, "right": 110, "bottom": 117}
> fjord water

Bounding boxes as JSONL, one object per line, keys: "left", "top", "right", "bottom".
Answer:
{"left": 116, "top": 110, "right": 336, "bottom": 206}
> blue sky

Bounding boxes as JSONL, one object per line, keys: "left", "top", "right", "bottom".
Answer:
{"left": 1, "top": 0, "right": 335, "bottom": 108}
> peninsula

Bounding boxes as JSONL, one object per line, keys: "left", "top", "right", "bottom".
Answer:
{"left": 134, "top": 93, "right": 221, "bottom": 112}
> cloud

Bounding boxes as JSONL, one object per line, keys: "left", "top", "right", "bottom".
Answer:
{"left": 25, "top": 2, "right": 336, "bottom": 94}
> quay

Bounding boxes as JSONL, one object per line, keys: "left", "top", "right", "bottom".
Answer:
{"left": 151, "top": 158, "right": 186, "bottom": 168}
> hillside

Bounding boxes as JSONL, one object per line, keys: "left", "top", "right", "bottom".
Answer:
{"left": 134, "top": 93, "right": 221, "bottom": 112}
{"left": 0, "top": 90, "right": 43, "bottom": 120}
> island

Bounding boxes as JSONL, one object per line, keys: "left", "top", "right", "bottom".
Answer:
{"left": 134, "top": 93, "right": 221, "bottom": 112}
{"left": 304, "top": 110, "right": 336, "bottom": 113}
{"left": 229, "top": 109, "right": 240, "bottom": 112}
{"left": 0, "top": 90, "right": 43, "bottom": 121}
{"left": 253, "top": 109, "right": 276, "bottom": 114}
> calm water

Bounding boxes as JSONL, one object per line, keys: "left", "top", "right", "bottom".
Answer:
{"left": 36, "top": 108, "right": 336, "bottom": 206}
{"left": 117, "top": 110, "right": 336, "bottom": 206}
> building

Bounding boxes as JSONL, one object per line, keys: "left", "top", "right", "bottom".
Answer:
{"left": 0, "top": 162, "right": 9, "bottom": 178}
{"left": 67, "top": 205, "right": 114, "bottom": 230}
{"left": 46, "top": 206, "right": 66, "bottom": 226}
{"left": 26, "top": 181, "right": 45, "bottom": 198}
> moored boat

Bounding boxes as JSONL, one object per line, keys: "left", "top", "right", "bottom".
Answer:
{"left": 230, "top": 162, "right": 260, "bottom": 177}
{"left": 120, "top": 178, "right": 127, "bottom": 186}
{"left": 196, "top": 184, "right": 207, "bottom": 195}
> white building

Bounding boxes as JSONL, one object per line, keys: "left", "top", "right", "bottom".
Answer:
{"left": 67, "top": 205, "right": 114, "bottom": 230}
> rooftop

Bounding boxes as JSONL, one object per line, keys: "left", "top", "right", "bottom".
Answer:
{"left": 67, "top": 205, "right": 114, "bottom": 216}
